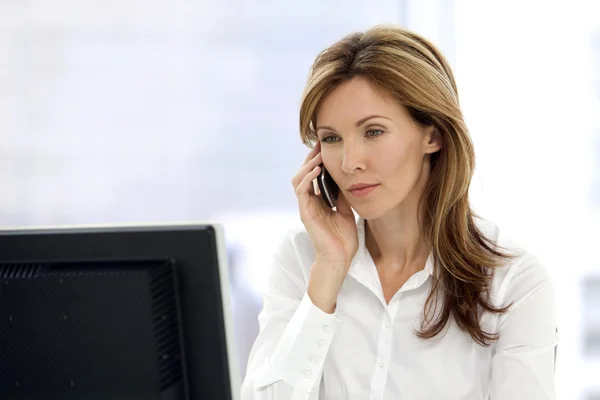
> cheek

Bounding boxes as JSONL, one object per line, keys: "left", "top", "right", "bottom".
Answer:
{"left": 320, "top": 150, "right": 335, "bottom": 170}
{"left": 374, "top": 141, "right": 413, "bottom": 175}
{"left": 321, "top": 148, "right": 343, "bottom": 174}
{"left": 320, "top": 152, "right": 343, "bottom": 188}
{"left": 375, "top": 140, "right": 425, "bottom": 197}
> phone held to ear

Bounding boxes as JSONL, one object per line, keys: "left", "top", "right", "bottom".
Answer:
{"left": 317, "top": 164, "right": 339, "bottom": 208}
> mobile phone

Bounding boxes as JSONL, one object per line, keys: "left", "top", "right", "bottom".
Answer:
{"left": 317, "top": 164, "right": 339, "bottom": 208}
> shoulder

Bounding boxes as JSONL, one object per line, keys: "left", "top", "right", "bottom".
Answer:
{"left": 267, "top": 223, "right": 315, "bottom": 289}
{"left": 274, "top": 223, "right": 316, "bottom": 266}
{"left": 474, "top": 216, "right": 555, "bottom": 308}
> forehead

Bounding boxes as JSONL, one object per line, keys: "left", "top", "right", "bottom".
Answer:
{"left": 316, "top": 77, "right": 407, "bottom": 124}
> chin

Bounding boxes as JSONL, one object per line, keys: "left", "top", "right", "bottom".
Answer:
{"left": 351, "top": 202, "right": 389, "bottom": 220}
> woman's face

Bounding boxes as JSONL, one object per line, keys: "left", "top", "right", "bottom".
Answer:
{"left": 315, "top": 77, "right": 442, "bottom": 219}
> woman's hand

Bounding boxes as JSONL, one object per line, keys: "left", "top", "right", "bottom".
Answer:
{"left": 292, "top": 142, "right": 359, "bottom": 312}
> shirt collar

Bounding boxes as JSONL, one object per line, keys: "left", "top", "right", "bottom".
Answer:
{"left": 348, "top": 216, "right": 435, "bottom": 292}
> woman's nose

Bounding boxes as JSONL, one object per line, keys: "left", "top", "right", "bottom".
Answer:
{"left": 341, "top": 142, "right": 367, "bottom": 173}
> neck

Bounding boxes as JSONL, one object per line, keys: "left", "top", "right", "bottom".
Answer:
{"left": 365, "top": 208, "right": 430, "bottom": 274}
{"left": 365, "top": 161, "right": 431, "bottom": 275}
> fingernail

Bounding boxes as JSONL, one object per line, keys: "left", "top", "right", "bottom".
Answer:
{"left": 313, "top": 179, "right": 321, "bottom": 195}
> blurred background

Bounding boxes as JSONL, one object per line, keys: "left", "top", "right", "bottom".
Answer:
{"left": 0, "top": 0, "right": 598, "bottom": 398}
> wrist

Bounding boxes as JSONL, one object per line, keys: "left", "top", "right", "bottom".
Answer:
{"left": 314, "top": 255, "right": 349, "bottom": 271}
{"left": 307, "top": 261, "right": 347, "bottom": 314}
{"left": 307, "top": 286, "right": 337, "bottom": 314}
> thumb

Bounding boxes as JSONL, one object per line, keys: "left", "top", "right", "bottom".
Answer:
{"left": 335, "top": 192, "right": 354, "bottom": 218}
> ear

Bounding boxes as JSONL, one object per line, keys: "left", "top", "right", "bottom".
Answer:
{"left": 423, "top": 125, "right": 443, "bottom": 154}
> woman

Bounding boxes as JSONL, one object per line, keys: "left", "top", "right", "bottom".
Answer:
{"left": 241, "top": 24, "right": 558, "bottom": 399}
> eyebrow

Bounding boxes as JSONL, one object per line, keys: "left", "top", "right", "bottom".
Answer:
{"left": 316, "top": 115, "right": 391, "bottom": 132}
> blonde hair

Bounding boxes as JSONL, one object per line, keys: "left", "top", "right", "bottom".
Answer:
{"left": 299, "top": 24, "right": 519, "bottom": 346}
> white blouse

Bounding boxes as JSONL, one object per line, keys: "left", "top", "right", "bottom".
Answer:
{"left": 240, "top": 217, "right": 558, "bottom": 399}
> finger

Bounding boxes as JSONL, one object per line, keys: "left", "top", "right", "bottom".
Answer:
{"left": 292, "top": 152, "right": 322, "bottom": 188}
{"left": 335, "top": 191, "right": 354, "bottom": 218}
{"left": 301, "top": 141, "right": 321, "bottom": 165}
{"left": 295, "top": 164, "right": 322, "bottom": 201}
{"left": 312, "top": 178, "right": 321, "bottom": 196}
{"left": 292, "top": 151, "right": 322, "bottom": 187}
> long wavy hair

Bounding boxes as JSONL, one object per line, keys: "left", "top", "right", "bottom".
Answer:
{"left": 299, "top": 24, "right": 520, "bottom": 346}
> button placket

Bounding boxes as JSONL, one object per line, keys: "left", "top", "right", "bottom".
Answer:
{"left": 369, "top": 311, "right": 393, "bottom": 399}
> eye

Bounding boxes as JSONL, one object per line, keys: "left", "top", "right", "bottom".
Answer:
{"left": 366, "top": 129, "right": 384, "bottom": 138}
{"left": 321, "top": 135, "right": 340, "bottom": 143}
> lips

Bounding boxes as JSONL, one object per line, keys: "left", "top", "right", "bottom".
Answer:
{"left": 348, "top": 183, "right": 379, "bottom": 191}
{"left": 347, "top": 183, "right": 380, "bottom": 198}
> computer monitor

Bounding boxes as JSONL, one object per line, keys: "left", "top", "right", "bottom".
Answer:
{"left": 0, "top": 223, "right": 240, "bottom": 400}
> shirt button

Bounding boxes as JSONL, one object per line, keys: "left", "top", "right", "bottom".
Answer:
{"left": 384, "top": 321, "right": 390, "bottom": 328}
{"left": 323, "top": 324, "right": 331, "bottom": 333}
{"left": 303, "top": 369, "right": 313, "bottom": 379}
{"left": 379, "top": 361, "right": 385, "bottom": 368}
{"left": 310, "top": 355, "right": 319, "bottom": 364}
{"left": 316, "top": 339, "right": 326, "bottom": 348}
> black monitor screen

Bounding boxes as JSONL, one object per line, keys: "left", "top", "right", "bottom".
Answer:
{"left": 0, "top": 223, "right": 239, "bottom": 400}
